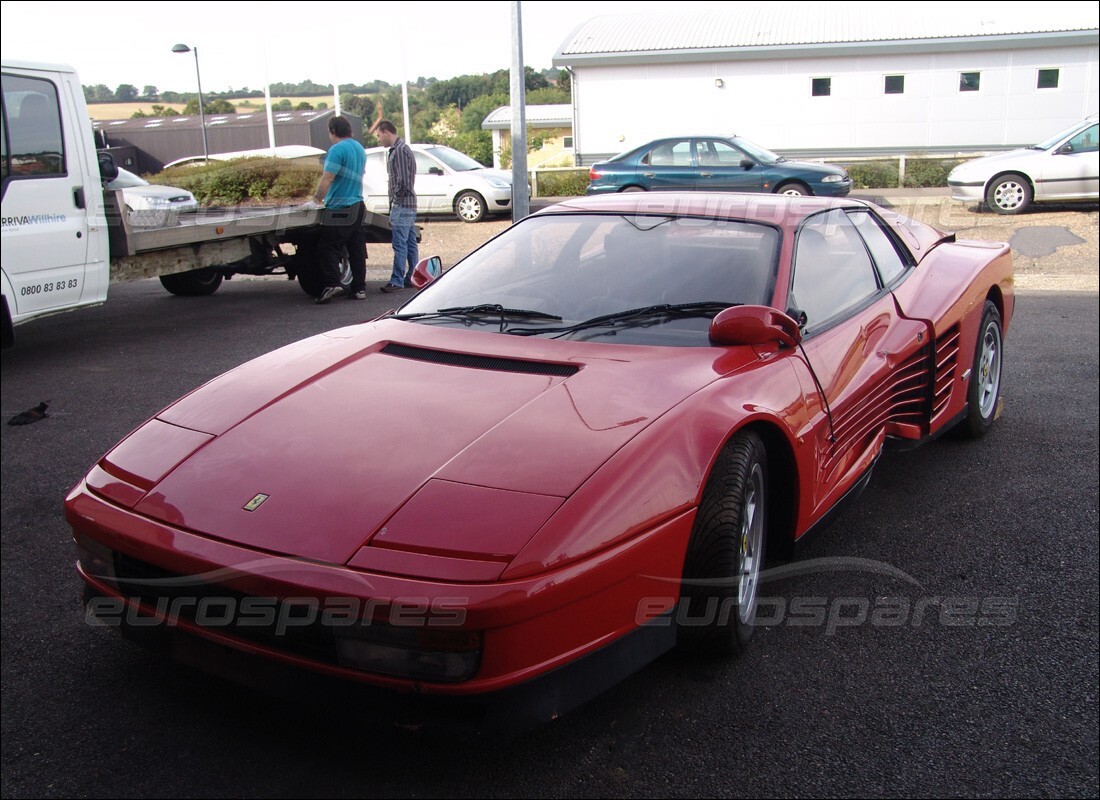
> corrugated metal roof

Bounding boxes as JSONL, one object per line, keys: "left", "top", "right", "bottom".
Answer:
{"left": 555, "top": 5, "right": 1099, "bottom": 58}
{"left": 90, "top": 108, "right": 334, "bottom": 132}
{"left": 482, "top": 104, "right": 573, "bottom": 129}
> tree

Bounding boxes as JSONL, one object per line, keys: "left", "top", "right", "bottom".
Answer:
{"left": 295, "top": 101, "right": 314, "bottom": 111}
{"left": 115, "top": 84, "right": 138, "bottom": 102}
{"left": 183, "top": 97, "right": 235, "bottom": 114}
{"left": 142, "top": 85, "right": 159, "bottom": 100}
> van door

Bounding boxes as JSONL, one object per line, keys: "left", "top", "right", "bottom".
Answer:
{"left": 2, "top": 70, "right": 91, "bottom": 319}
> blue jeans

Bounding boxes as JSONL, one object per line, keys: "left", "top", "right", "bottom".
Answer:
{"left": 389, "top": 205, "right": 418, "bottom": 287}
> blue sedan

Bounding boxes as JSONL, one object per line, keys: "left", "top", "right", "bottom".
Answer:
{"left": 587, "top": 135, "right": 851, "bottom": 197}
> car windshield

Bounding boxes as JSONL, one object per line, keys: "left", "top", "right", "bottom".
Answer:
{"left": 107, "top": 167, "right": 149, "bottom": 189}
{"left": 425, "top": 145, "right": 485, "bottom": 172}
{"left": 396, "top": 213, "right": 781, "bottom": 346}
{"left": 730, "top": 136, "right": 783, "bottom": 165}
{"left": 1034, "top": 120, "right": 1095, "bottom": 151}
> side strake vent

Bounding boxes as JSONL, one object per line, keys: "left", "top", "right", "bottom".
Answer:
{"left": 381, "top": 343, "right": 580, "bottom": 377}
{"left": 933, "top": 324, "right": 961, "bottom": 418}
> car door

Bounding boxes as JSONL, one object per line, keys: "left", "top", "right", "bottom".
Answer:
{"left": 693, "top": 138, "right": 766, "bottom": 192}
{"left": 785, "top": 209, "right": 928, "bottom": 519}
{"left": 413, "top": 151, "right": 450, "bottom": 212}
{"left": 1038, "top": 123, "right": 1099, "bottom": 201}
{"left": 361, "top": 150, "right": 389, "bottom": 213}
{"left": 1, "top": 71, "right": 91, "bottom": 319}
{"left": 636, "top": 139, "right": 695, "bottom": 190}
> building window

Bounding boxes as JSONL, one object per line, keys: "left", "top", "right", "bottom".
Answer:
{"left": 959, "top": 72, "right": 981, "bottom": 92}
{"left": 563, "top": 136, "right": 573, "bottom": 149}
{"left": 1037, "top": 69, "right": 1060, "bottom": 89}
{"left": 884, "top": 75, "right": 905, "bottom": 95}
{"left": 811, "top": 78, "right": 832, "bottom": 97}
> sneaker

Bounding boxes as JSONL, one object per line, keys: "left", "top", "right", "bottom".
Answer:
{"left": 345, "top": 290, "right": 366, "bottom": 300}
{"left": 315, "top": 285, "right": 341, "bottom": 305}
{"left": 380, "top": 284, "right": 405, "bottom": 294}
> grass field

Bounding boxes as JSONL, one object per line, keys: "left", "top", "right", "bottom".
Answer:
{"left": 86, "top": 96, "right": 335, "bottom": 121}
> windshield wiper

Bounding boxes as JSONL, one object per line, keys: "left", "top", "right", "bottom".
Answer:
{"left": 391, "top": 304, "right": 562, "bottom": 330}
{"left": 507, "top": 302, "right": 741, "bottom": 337}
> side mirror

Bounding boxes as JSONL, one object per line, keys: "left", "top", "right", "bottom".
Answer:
{"left": 428, "top": 166, "right": 444, "bottom": 176}
{"left": 1055, "top": 143, "right": 1074, "bottom": 155}
{"left": 709, "top": 305, "right": 802, "bottom": 348}
{"left": 740, "top": 158, "right": 755, "bottom": 171}
{"left": 409, "top": 255, "right": 443, "bottom": 288}
{"left": 98, "top": 152, "right": 119, "bottom": 183}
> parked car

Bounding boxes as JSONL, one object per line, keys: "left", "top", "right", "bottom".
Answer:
{"left": 587, "top": 135, "right": 852, "bottom": 197}
{"left": 362, "top": 143, "right": 526, "bottom": 223}
{"left": 106, "top": 167, "right": 198, "bottom": 223}
{"left": 948, "top": 115, "right": 1099, "bottom": 214}
{"left": 67, "top": 192, "right": 1012, "bottom": 729}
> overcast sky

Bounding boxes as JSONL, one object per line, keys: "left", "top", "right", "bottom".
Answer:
{"left": 1, "top": 1, "right": 1090, "bottom": 95}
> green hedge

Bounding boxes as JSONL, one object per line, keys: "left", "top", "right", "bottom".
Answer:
{"left": 535, "top": 168, "right": 590, "bottom": 197}
{"left": 153, "top": 158, "right": 322, "bottom": 204}
{"left": 846, "top": 161, "right": 900, "bottom": 190}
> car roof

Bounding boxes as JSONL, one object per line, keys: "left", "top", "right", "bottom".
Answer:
{"left": 537, "top": 192, "right": 863, "bottom": 226}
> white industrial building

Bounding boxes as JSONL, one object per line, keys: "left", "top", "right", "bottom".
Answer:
{"left": 552, "top": 5, "right": 1099, "bottom": 164}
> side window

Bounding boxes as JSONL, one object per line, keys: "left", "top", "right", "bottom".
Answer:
{"left": 700, "top": 139, "right": 744, "bottom": 166}
{"left": 1066, "top": 124, "right": 1098, "bottom": 154}
{"left": 2, "top": 73, "right": 65, "bottom": 178}
{"left": 846, "top": 209, "right": 910, "bottom": 286}
{"left": 790, "top": 210, "right": 881, "bottom": 330}
{"left": 642, "top": 140, "right": 691, "bottom": 167}
{"left": 414, "top": 152, "right": 441, "bottom": 175}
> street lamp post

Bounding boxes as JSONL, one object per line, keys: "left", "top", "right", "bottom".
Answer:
{"left": 171, "top": 43, "right": 209, "bottom": 162}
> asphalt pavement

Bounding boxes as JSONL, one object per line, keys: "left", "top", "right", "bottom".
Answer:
{"left": 1, "top": 203, "right": 1097, "bottom": 798}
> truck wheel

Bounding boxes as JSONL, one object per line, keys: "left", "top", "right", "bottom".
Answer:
{"left": 297, "top": 256, "right": 352, "bottom": 297}
{"left": 159, "top": 268, "right": 223, "bottom": 296}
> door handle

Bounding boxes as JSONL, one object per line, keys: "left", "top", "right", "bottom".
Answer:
{"left": 73, "top": 186, "right": 86, "bottom": 209}
{"left": 699, "top": 172, "right": 713, "bottom": 177}
{"left": 643, "top": 172, "right": 655, "bottom": 178}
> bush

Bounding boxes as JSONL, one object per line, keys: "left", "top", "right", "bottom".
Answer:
{"left": 153, "top": 158, "right": 321, "bottom": 204}
{"left": 902, "top": 158, "right": 964, "bottom": 188}
{"left": 846, "top": 161, "right": 900, "bottom": 190}
{"left": 535, "top": 169, "right": 589, "bottom": 197}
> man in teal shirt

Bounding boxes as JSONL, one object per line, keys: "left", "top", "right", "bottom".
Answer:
{"left": 310, "top": 115, "right": 367, "bottom": 304}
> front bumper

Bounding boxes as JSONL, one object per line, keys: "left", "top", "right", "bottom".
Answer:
{"left": 948, "top": 180, "right": 985, "bottom": 202}
{"left": 67, "top": 482, "right": 693, "bottom": 725}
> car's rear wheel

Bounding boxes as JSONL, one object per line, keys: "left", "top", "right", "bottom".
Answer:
{"left": 776, "top": 181, "right": 811, "bottom": 196}
{"left": 159, "top": 268, "right": 224, "bottom": 296}
{"left": 678, "top": 430, "right": 768, "bottom": 655}
{"left": 620, "top": 186, "right": 646, "bottom": 193}
{"left": 958, "top": 300, "right": 1004, "bottom": 438}
{"left": 455, "top": 191, "right": 486, "bottom": 223}
{"left": 985, "top": 173, "right": 1032, "bottom": 214}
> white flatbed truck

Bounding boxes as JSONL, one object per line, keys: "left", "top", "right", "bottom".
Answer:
{"left": 2, "top": 59, "right": 395, "bottom": 347}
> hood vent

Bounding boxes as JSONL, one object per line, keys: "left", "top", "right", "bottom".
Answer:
{"left": 382, "top": 343, "right": 579, "bottom": 377}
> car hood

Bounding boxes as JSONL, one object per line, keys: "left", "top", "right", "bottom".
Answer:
{"left": 775, "top": 160, "right": 847, "bottom": 178}
{"left": 466, "top": 167, "right": 513, "bottom": 185}
{"left": 951, "top": 148, "right": 1043, "bottom": 177}
{"left": 122, "top": 185, "right": 194, "bottom": 200}
{"left": 102, "top": 319, "right": 751, "bottom": 566}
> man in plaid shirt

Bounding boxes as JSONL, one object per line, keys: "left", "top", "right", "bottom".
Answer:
{"left": 376, "top": 120, "right": 418, "bottom": 292}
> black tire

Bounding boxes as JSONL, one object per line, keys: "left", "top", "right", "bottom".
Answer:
{"left": 454, "top": 191, "right": 486, "bottom": 223}
{"left": 620, "top": 186, "right": 647, "bottom": 193}
{"left": 679, "top": 430, "right": 768, "bottom": 655}
{"left": 985, "top": 173, "right": 1032, "bottom": 214}
{"left": 958, "top": 300, "right": 1004, "bottom": 437}
{"left": 776, "top": 181, "right": 811, "bottom": 196}
{"left": 159, "top": 268, "right": 223, "bottom": 296}
{"left": 296, "top": 251, "right": 352, "bottom": 298}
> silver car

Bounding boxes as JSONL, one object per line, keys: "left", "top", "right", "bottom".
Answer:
{"left": 362, "top": 143, "right": 524, "bottom": 223}
{"left": 948, "top": 116, "right": 1099, "bottom": 214}
{"left": 107, "top": 167, "right": 199, "bottom": 215}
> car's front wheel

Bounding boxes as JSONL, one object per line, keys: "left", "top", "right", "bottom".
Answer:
{"left": 776, "top": 182, "right": 811, "bottom": 196}
{"left": 958, "top": 300, "right": 1004, "bottom": 437}
{"left": 678, "top": 430, "right": 768, "bottom": 655}
{"left": 454, "top": 191, "right": 486, "bottom": 223}
{"left": 985, "top": 173, "right": 1032, "bottom": 214}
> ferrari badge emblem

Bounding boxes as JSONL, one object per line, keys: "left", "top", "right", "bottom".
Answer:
{"left": 243, "top": 493, "right": 270, "bottom": 512}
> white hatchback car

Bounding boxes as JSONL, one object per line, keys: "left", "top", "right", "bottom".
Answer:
{"left": 948, "top": 116, "right": 1099, "bottom": 214}
{"left": 362, "top": 143, "right": 525, "bottom": 223}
